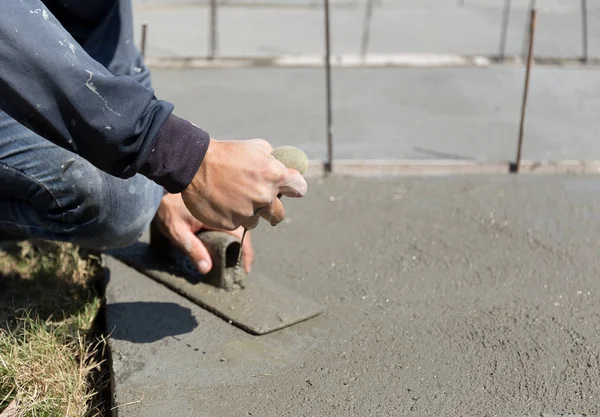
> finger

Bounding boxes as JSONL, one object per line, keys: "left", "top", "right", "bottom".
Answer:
{"left": 278, "top": 168, "right": 307, "bottom": 198}
{"left": 188, "top": 217, "right": 205, "bottom": 233}
{"left": 223, "top": 226, "right": 245, "bottom": 240}
{"left": 241, "top": 213, "right": 261, "bottom": 230}
{"left": 178, "top": 228, "right": 213, "bottom": 274}
{"left": 242, "top": 231, "right": 254, "bottom": 273}
{"left": 261, "top": 197, "right": 285, "bottom": 226}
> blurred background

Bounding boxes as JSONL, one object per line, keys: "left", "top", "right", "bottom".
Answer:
{"left": 131, "top": 0, "right": 600, "bottom": 164}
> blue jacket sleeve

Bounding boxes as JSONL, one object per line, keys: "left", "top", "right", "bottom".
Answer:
{"left": 0, "top": 1, "right": 209, "bottom": 193}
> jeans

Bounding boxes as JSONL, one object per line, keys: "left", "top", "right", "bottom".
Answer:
{"left": 0, "top": 109, "right": 164, "bottom": 250}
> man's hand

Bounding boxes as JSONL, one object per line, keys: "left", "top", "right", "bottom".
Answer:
{"left": 181, "top": 139, "right": 307, "bottom": 231}
{"left": 154, "top": 193, "right": 254, "bottom": 274}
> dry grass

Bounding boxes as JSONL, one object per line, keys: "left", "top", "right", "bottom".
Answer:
{"left": 0, "top": 241, "right": 106, "bottom": 417}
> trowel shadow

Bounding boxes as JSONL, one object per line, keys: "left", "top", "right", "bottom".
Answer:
{"left": 103, "top": 255, "right": 200, "bottom": 344}
{"left": 107, "top": 300, "right": 198, "bottom": 344}
{"left": 109, "top": 241, "right": 205, "bottom": 285}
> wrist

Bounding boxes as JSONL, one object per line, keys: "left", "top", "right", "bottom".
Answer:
{"left": 139, "top": 114, "right": 210, "bottom": 194}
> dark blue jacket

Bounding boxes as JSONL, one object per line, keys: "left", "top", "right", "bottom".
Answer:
{"left": 0, "top": 0, "right": 209, "bottom": 193}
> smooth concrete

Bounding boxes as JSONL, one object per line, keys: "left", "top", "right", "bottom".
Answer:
{"left": 108, "top": 175, "right": 600, "bottom": 416}
{"left": 132, "top": 1, "right": 600, "bottom": 59}
{"left": 150, "top": 66, "right": 600, "bottom": 161}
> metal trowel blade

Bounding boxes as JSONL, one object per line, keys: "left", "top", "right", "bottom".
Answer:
{"left": 111, "top": 242, "right": 322, "bottom": 335}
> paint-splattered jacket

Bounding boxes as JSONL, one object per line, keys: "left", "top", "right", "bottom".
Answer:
{"left": 0, "top": 0, "right": 209, "bottom": 193}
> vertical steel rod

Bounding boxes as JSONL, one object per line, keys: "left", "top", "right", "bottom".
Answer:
{"left": 360, "top": 0, "right": 375, "bottom": 60}
{"left": 324, "top": 0, "right": 333, "bottom": 173}
{"left": 520, "top": 0, "right": 535, "bottom": 60}
{"left": 499, "top": 0, "right": 511, "bottom": 62}
{"left": 513, "top": 6, "right": 536, "bottom": 173}
{"left": 209, "top": 0, "right": 218, "bottom": 60}
{"left": 582, "top": 0, "right": 589, "bottom": 63}
{"left": 141, "top": 22, "right": 148, "bottom": 58}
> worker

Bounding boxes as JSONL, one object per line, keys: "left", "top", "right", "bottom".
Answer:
{"left": 0, "top": 1, "right": 307, "bottom": 274}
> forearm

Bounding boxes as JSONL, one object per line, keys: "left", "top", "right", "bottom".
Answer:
{"left": 0, "top": 1, "right": 209, "bottom": 192}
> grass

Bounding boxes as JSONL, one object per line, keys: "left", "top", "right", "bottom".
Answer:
{"left": 0, "top": 241, "right": 106, "bottom": 417}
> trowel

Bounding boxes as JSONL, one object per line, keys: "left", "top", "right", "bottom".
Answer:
{"left": 114, "top": 146, "right": 322, "bottom": 335}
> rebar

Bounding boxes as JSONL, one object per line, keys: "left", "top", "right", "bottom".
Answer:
{"left": 209, "top": 0, "right": 218, "bottom": 60}
{"left": 324, "top": 0, "right": 333, "bottom": 173}
{"left": 582, "top": 0, "right": 589, "bottom": 63}
{"left": 520, "top": 0, "right": 536, "bottom": 60}
{"left": 141, "top": 22, "right": 148, "bottom": 58}
{"left": 499, "top": 0, "right": 511, "bottom": 62}
{"left": 513, "top": 6, "right": 536, "bottom": 173}
{"left": 360, "top": 0, "right": 375, "bottom": 60}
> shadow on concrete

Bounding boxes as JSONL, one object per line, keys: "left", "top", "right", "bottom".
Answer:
{"left": 109, "top": 241, "right": 205, "bottom": 286}
{"left": 107, "top": 301, "right": 198, "bottom": 343}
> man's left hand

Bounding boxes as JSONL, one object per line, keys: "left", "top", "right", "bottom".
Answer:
{"left": 153, "top": 193, "right": 254, "bottom": 274}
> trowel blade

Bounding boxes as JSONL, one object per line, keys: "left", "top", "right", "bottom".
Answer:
{"left": 111, "top": 243, "right": 322, "bottom": 335}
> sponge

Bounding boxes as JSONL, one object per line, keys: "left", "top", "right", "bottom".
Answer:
{"left": 271, "top": 146, "right": 308, "bottom": 175}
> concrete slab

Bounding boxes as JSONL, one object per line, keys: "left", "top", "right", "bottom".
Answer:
{"left": 134, "top": 0, "right": 594, "bottom": 12}
{"left": 150, "top": 66, "right": 600, "bottom": 161}
{"left": 108, "top": 175, "right": 600, "bottom": 416}
{"left": 132, "top": 1, "right": 600, "bottom": 58}
{"left": 368, "top": 5, "right": 598, "bottom": 58}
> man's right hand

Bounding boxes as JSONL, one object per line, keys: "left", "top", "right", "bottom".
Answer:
{"left": 181, "top": 138, "right": 307, "bottom": 231}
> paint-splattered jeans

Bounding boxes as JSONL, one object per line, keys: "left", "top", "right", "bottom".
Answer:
{"left": 0, "top": 109, "right": 164, "bottom": 250}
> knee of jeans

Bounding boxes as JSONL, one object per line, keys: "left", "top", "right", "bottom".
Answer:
{"left": 97, "top": 177, "right": 162, "bottom": 250}
{"left": 63, "top": 170, "right": 162, "bottom": 250}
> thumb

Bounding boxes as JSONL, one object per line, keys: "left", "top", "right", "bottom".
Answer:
{"left": 179, "top": 228, "right": 213, "bottom": 274}
{"left": 278, "top": 168, "right": 307, "bottom": 198}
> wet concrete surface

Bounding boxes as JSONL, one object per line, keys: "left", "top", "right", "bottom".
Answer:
{"left": 151, "top": 67, "right": 600, "bottom": 161}
{"left": 108, "top": 175, "right": 600, "bottom": 416}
